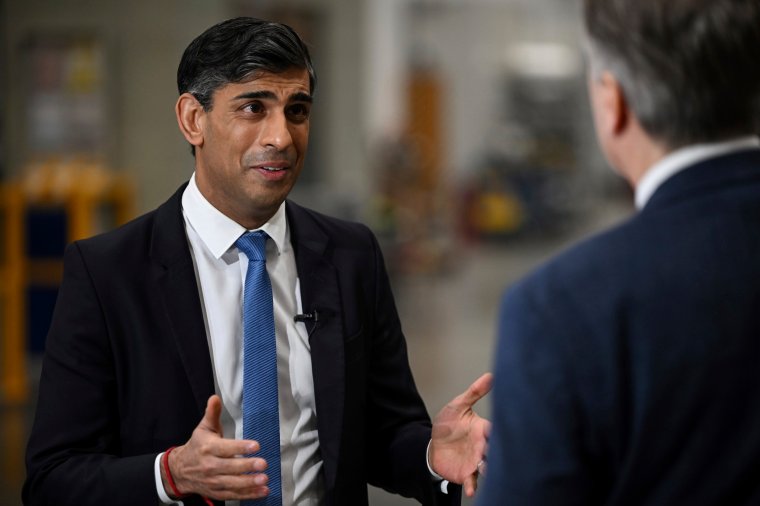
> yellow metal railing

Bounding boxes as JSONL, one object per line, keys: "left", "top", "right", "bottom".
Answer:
{"left": 1, "top": 183, "right": 27, "bottom": 404}
{"left": 1, "top": 158, "right": 134, "bottom": 405}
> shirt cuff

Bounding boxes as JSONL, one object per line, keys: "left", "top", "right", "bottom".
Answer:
{"left": 426, "top": 440, "right": 449, "bottom": 494}
{"left": 155, "top": 453, "right": 185, "bottom": 505}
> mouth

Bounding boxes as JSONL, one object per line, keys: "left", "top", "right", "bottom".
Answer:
{"left": 253, "top": 161, "right": 290, "bottom": 172}
{"left": 250, "top": 161, "right": 292, "bottom": 181}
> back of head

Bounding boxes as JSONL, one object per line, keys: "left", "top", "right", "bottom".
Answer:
{"left": 177, "top": 17, "right": 316, "bottom": 111}
{"left": 584, "top": 0, "right": 760, "bottom": 149}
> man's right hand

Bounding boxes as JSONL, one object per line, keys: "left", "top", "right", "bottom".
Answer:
{"left": 161, "top": 395, "right": 272, "bottom": 501}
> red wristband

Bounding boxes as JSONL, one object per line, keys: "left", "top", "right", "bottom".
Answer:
{"left": 162, "top": 446, "right": 188, "bottom": 499}
{"left": 161, "top": 447, "right": 214, "bottom": 505}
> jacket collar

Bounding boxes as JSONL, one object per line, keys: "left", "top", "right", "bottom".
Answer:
{"left": 643, "top": 149, "right": 760, "bottom": 213}
{"left": 636, "top": 137, "right": 760, "bottom": 209}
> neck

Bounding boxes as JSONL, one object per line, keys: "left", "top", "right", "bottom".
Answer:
{"left": 611, "top": 123, "right": 669, "bottom": 189}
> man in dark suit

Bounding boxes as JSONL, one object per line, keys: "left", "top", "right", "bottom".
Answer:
{"left": 24, "top": 18, "right": 491, "bottom": 506}
{"left": 478, "top": 0, "right": 760, "bottom": 504}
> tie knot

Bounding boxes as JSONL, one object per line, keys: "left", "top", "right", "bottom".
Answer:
{"left": 236, "top": 230, "right": 269, "bottom": 262}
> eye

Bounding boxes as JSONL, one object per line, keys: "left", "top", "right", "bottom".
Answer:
{"left": 287, "top": 103, "right": 311, "bottom": 122}
{"left": 243, "top": 101, "right": 264, "bottom": 114}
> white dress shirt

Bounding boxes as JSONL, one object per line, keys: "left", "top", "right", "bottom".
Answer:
{"left": 635, "top": 136, "right": 760, "bottom": 209}
{"left": 155, "top": 173, "right": 324, "bottom": 505}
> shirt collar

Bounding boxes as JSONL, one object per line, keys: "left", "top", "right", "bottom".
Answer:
{"left": 182, "top": 173, "right": 289, "bottom": 259}
{"left": 635, "top": 136, "right": 760, "bottom": 210}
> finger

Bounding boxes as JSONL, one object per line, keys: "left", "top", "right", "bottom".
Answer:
{"left": 205, "top": 471, "right": 269, "bottom": 494}
{"left": 463, "top": 473, "right": 478, "bottom": 498}
{"left": 206, "top": 454, "right": 269, "bottom": 476}
{"left": 173, "top": 452, "right": 269, "bottom": 497}
{"left": 206, "top": 479, "right": 271, "bottom": 501}
{"left": 476, "top": 419, "right": 492, "bottom": 454}
{"left": 212, "top": 486, "right": 269, "bottom": 502}
{"left": 211, "top": 438, "right": 262, "bottom": 459}
{"left": 199, "top": 395, "right": 224, "bottom": 435}
{"left": 450, "top": 372, "right": 493, "bottom": 410}
{"left": 196, "top": 396, "right": 267, "bottom": 458}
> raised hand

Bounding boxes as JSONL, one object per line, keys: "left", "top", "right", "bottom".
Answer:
{"left": 162, "top": 395, "right": 272, "bottom": 501}
{"left": 429, "top": 372, "right": 492, "bottom": 497}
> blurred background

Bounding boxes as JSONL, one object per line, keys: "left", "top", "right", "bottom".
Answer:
{"left": 0, "top": 0, "right": 633, "bottom": 503}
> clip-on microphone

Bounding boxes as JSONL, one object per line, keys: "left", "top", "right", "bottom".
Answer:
{"left": 294, "top": 310, "right": 319, "bottom": 323}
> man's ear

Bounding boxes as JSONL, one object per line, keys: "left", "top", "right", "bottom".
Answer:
{"left": 176, "top": 93, "right": 205, "bottom": 149}
{"left": 596, "top": 71, "right": 630, "bottom": 137}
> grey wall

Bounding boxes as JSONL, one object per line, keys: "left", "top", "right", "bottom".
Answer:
{"left": 3, "top": 0, "right": 368, "bottom": 216}
{"left": 3, "top": 0, "right": 228, "bottom": 210}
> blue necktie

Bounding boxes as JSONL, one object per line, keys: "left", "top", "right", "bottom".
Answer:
{"left": 236, "top": 231, "right": 282, "bottom": 506}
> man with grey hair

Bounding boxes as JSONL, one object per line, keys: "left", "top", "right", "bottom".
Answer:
{"left": 478, "top": 0, "right": 760, "bottom": 504}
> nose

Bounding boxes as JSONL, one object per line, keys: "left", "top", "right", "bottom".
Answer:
{"left": 259, "top": 111, "right": 293, "bottom": 151}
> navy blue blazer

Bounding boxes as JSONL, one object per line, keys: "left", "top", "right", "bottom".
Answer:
{"left": 478, "top": 150, "right": 760, "bottom": 505}
{"left": 24, "top": 184, "right": 459, "bottom": 506}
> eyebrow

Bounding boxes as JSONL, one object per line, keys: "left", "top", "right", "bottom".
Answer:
{"left": 232, "top": 90, "right": 313, "bottom": 103}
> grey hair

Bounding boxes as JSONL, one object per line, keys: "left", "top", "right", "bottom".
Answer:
{"left": 583, "top": 0, "right": 760, "bottom": 148}
{"left": 585, "top": 37, "right": 668, "bottom": 136}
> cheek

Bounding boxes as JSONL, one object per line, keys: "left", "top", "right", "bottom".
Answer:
{"left": 226, "top": 128, "right": 262, "bottom": 165}
{"left": 229, "top": 125, "right": 255, "bottom": 147}
{"left": 294, "top": 125, "right": 310, "bottom": 156}
{"left": 204, "top": 122, "right": 237, "bottom": 162}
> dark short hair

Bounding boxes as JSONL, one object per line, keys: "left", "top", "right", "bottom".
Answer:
{"left": 177, "top": 17, "right": 316, "bottom": 110}
{"left": 584, "top": 0, "right": 760, "bottom": 148}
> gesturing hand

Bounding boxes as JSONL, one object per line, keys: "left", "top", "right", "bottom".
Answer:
{"left": 162, "top": 395, "right": 272, "bottom": 501}
{"left": 429, "top": 372, "right": 492, "bottom": 498}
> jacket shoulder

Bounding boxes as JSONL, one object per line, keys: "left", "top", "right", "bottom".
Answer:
{"left": 72, "top": 184, "right": 185, "bottom": 263}
{"left": 286, "top": 200, "right": 376, "bottom": 248}
{"left": 513, "top": 215, "right": 641, "bottom": 297}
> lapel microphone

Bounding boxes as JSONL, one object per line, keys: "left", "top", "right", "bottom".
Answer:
{"left": 294, "top": 310, "right": 319, "bottom": 323}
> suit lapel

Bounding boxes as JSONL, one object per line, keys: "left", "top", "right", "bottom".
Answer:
{"left": 151, "top": 184, "right": 216, "bottom": 416}
{"left": 286, "top": 201, "right": 345, "bottom": 491}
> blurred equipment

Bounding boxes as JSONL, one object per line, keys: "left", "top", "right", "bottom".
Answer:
{"left": 464, "top": 42, "right": 584, "bottom": 239}
{"left": 1, "top": 31, "right": 133, "bottom": 405}
{"left": 22, "top": 33, "right": 108, "bottom": 157}
{"left": 371, "top": 67, "right": 457, "bottom": 276}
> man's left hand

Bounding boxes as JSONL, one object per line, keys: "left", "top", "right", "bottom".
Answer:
{"left": 430, "top": 372, "right": 493, "bottom": 498}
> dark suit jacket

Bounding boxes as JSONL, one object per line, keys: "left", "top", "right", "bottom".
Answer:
{"left": 24, "top": 184, "right": 459, "bottom": 506}
{"left": 478, "top": 149, "right": 760, "bottom": 505}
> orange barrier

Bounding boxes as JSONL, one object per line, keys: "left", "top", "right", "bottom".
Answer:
{"left": 0, "top": 159, "right": 134, "bottom": 405}
{"left": 1, "top": 184, "right": 27, "bottom": 404}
